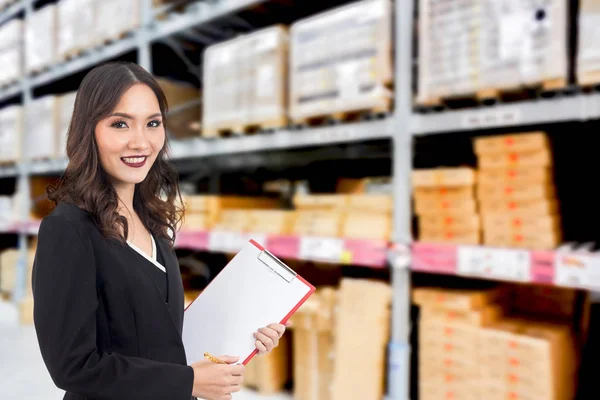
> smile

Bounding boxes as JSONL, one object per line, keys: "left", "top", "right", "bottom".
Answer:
{"left": 121, "top": 156, "right": 148, "bottom": 168}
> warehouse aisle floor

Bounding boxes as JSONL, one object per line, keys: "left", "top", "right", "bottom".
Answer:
{"left": 0, "top": 301, "right": 292, "bottom": 400}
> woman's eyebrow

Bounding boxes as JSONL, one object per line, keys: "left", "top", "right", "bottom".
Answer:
{"left": 109, "top": 112, "right": 162, "bottom": 119}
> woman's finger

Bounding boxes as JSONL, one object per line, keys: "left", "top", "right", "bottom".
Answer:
{"left": 259, "top": 327, "right": 279, "bottom": 347}
{"left": 268, "top": 323, "right": 286, "bottom": 337}
{"left": 255, "top": 339, "right": 267, "bottom": 354}
{"left": 254, "top": 330, "right": 275, "bottom": 350}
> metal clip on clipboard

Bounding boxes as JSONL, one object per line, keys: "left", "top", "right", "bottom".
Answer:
{"left": 258, "top": 249, "right": 297, "bottom": 283}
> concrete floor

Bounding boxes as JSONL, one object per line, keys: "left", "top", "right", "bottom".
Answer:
{"left": 0, "top": 301, "right": 292, "bottom": 400}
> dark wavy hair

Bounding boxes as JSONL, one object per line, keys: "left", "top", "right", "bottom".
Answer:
{"left": 47, "top": 61, "right": 185, "bottom": 246}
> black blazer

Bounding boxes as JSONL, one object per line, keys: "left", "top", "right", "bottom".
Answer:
{"left": 32, "top": 202, "right": 194, "bottom": 400}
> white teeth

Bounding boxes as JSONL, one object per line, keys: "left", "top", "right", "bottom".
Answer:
{"left": 122, "top": 156, "right": 146, "bottom": 163}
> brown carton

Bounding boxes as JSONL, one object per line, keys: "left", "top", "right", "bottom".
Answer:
{"left": 478, "top": 149, "right": 552, "bottom": 170}
{"left": 477, "top": 167, "right": 553, "bottom": 186}
{"left": 412, "top": 167, "right": 476, "bottom": 188}
{"left": 473, "top": 132, "right": 550, "bottom": 156}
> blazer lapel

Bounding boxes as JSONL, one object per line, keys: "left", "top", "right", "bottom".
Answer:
{"left": 156, "top": 237, "right": 185, "bottom": 336}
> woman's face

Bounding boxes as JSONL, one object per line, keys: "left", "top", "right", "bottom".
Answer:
{"left": 95, "top": 83, "right": 165, "bottom": 187}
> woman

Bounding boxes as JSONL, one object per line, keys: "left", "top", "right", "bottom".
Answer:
{"left": 32, "top": 61, "right": 286, "bottom": 400}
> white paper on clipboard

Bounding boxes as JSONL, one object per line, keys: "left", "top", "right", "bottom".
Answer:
{"left": 182, "top": 239, "right": 315, "bottom": 365}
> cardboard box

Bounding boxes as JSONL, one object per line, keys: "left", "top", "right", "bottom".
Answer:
{"left": 412, "top": 168, "right": 476, "bottom": 188}
{"left": 419, "top": 305, "right": 504, "bottom": 327}
{"left": 415, "top": 198, "right": 478, "bottom": 216}
{"left": 482, "top": 214, "right": 560, "bottom": 236}
{"left": 413, "top": 287, "right": 504, "bottom": 312}
{"left": 291, "top": 287, "right": 337, "bottom": 400}
{"left": 294, "top": 195, "right": 348, "bottom": 210}
{"left": 418, "top": 214, "right": 480, "bottom": 235}
{"left": 473, "top": 132, "right": 550, "bottom": 156}
{"left": 419, "top": 231, "right": 480, "bottom": 245}
{"left": 156, "top": 77, "right": 201, "bottom": 139}
{"left": 57, "top": 0, "right": 95, "bottom": 58}
{"left": 478, "top": 149, "right": 552, "bottom": 170}
{"left": 483, "top": 230, "right": 562, "bottom": 250}
{"left": 244, "top": 334, "right": 290, "bottom": 395}
{"left": 289, "top": 0, "right": 393, "bottom": 121}
{"left": 331, "top": 279, "right": 391, "bottom": 400}
{"left": 414, "top": 186, "right": 474, "bottom": 204}
{"left": 477, "top": 167, "right": 553, "bottom": 186}
{"left": 479, "top": 198, "right": 559, "bottom": 217}
{"left": 0, "top": 19, "right": 24, "bottom": 85}
{"left": 346, "top": 194, "right": 392, "bottom": 213}
{"left": 342, "top": 212, "right": 390, "bottom": 240}
{"left": 477, "top": 182, "right": 556, "bottom": 203}
{"left": 294, "top": 211, "right": 343, "bottom": 237}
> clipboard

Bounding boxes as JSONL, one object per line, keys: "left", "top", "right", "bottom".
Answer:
{"left": 182, "top": 239, "right": 316, "bottom": 365}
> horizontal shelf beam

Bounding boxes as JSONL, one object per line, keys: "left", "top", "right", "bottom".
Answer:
{"left": 0, "top": 0, "right": 23, "bottom": 26}
{"left": 148, "top": 0, "right": 267, "bottom": 41}
{"left": 412, "top": 242, "right": 600, "bottom": 291}
{"left": 411, "top": 93, "right": 600, "bottom": 135}
{"left": 169, "top": 118, "right": 393, "bottom": 159}
{"left": 7, "top": 119, "right": 392, "bottom": 176}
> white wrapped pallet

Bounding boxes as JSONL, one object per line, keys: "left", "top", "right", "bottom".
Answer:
{"left": 417, "top": 0, "right": 481, "bottom": 104}
{"left": 96, "top": 0, "right": 140, "bottom": 45}
{"left": 58, "top": 0, "right": 95, "bottom": 59}
{"left": 289, "top": 0, "right": 393, "bottom": 122}
{"left": 417, "top": 0, "right": 568, "bottom": 104}
{"left": 56, "top": 91, "right": 77, "bottom": 158}
{"left": 203, "top": 25, "right": 288, "bottom": 137}
{"left": 0, "top": 19, "right": 23, "bottom": 86}
{"left": 24, "top": 96, "right": 59, "bottom": 161}
{"left": 577, "top": 0, "right": 600, "bottom": 86}
{"left": 25, "top": 4, "right": 57, "bottom": 74}
{"left": 479, "top": 0, "right": 568, "bottom": 92}
{"left": 0, "top": 106, "right": 22, "bottom": 163}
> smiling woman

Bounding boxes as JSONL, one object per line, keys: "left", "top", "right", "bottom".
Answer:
{"left": 31, "top": 61, "right": 287, "bottom": 400}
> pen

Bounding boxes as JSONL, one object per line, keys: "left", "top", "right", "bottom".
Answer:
{"left": 204, "top": 352, "right": 228, "bottom": 364}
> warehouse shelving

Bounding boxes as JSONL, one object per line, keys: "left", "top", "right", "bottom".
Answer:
{"left": 3, "top": 0, "right": 599, "bottom": 399}
{"left": 0, "top": 1, "right": 22, "bottom": 27}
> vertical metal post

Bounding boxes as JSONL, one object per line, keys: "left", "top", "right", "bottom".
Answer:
{"left": 14, "top": 0, "right": 34, "bottom": 305}
{"left": 138, "top": 0, "right": 153, "bottom": 72}
{"left": 387, "top": 0, "right": 414, "bottom": 399}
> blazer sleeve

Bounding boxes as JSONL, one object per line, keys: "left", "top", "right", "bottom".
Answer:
{"left": 32, "top": 215, "right": 194, "bottom": 400}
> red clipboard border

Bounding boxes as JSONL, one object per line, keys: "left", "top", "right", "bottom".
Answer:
{"left": 184, "top": 238, "right": 316, "bottom": 366}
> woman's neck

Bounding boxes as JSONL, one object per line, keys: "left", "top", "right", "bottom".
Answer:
{"left": 114, "top": 182, "right": 136, "bottom": 217}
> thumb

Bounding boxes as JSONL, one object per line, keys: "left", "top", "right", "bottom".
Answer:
{"left": 217, "top": 355, "right": 240, "bottom": 364}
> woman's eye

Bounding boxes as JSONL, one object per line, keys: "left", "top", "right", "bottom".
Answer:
{"left": 148, "top": 119, "right": 162, "bottom": 128}
{"left": 111, "top": 121, "right": 128, "bottom": 129}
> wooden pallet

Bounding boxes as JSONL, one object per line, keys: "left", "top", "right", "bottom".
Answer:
{"left": 291, "top": 103, "right": 391, "bottom": 128}
{"left": 418, "top": 78, "right": 569, "bottom": 109}
{"left": 578, "top": 71, "right": 600, "bottom": 90}
{"left": 28, "top": 65, "right": 52, "bottom": 77}
{"left": 100, "top": 30, "right": 135, "bottom": 46}
{"left": 203, "top": 117, "right": 288, "bottom": 138}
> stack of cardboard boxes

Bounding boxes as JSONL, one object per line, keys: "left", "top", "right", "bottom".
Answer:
{"left": 291, "top": 287, "right": 338, "bottom": 400}
{"left": 0, "top": 243, "right": 36, "bottom": 324}
{"left": 577, "top": 0, "right": 600, "bottom": 86}
{"left": 415, "top": 286, "right": 505, "bottom": 400}
{"left": 412, "top": 167, "right": 480, "bottom": 245}
{"left": 181, "top": 195, "right": 280, "bottom": 232}
{"left": 474, "top": 132, "right": 561, "bottom": 249}
{"left": 290, "top": 278, "right": 391, "bottom": 400}
{"left": 293, "top": 195, "right": 346, "bottom": 238}
{"left": 415, "top": 285, "right": 579, "bottom": 400}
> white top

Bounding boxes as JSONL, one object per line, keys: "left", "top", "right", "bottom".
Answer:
{"left": 127, "top": 234, "right": 166, "bottom": 273}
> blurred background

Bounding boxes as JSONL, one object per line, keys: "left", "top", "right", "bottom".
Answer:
{"left": 2, "top": 0, "right": 600, "bottom": 399}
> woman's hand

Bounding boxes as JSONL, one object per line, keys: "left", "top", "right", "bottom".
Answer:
{"left": 190, "top": 355, "right": 245, "bottom": 400}
{"left": 253, "top": 322, "right": 289, "bottom": 355}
